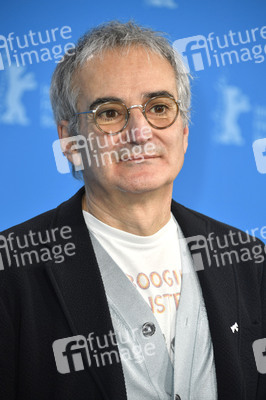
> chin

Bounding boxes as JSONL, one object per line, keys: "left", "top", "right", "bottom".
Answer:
{"left": 118, "top": 186, "right": 159, "bottom": 194}
{"left": 116, "top": 176, "right": 169, "bottom": 194}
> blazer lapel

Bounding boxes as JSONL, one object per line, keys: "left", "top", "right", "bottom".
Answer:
{"left": 45, "top": 187, "right": 127, "bottom": 400}
{"left": 171, "top": 200, "right": 244, "bottom": 399}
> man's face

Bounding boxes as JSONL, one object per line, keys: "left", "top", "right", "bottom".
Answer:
{"left": 71, "top": 46, "right": 189, "bottom": 195}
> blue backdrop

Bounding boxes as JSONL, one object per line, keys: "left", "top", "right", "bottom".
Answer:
{"left": 1, "top": 0, "right": 266, "bottom": 243}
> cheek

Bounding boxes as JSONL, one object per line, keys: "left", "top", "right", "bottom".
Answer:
{"left": 167, "top": 133, "right": 184, "bottom": 154}
{"left": 86, "top": 134, "right": 123, "bottom": 172}
{"left": 164, "top": 135, "right": 186, "bottom": 170}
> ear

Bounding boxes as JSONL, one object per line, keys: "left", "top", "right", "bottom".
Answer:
{"left": 57, "top": 120, "right": 69, "bottom": 140}
{"left": 57, "top": 120, "right": 82, "bottom": 167}
{"left": 183, "top": 125, "right": 189, "bottom": 154}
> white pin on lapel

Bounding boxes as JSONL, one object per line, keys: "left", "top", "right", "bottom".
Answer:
{"left": 230, "top": 322, "right": 239, "bottom": 333}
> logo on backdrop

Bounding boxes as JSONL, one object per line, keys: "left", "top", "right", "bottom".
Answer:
{"left": 0, "top": 25, "right": 75, "bottom": 127}
{"left": 0, "top": 26, "right": 75, "bottom": 70}
{"left": 173, "top": 35, "right": 211, "bottom": 72}
{"left": 0, "top": 65, "right": 55, "bottom": 127}
{"left": 212, "top": 76, "right": 266, "bottom": 146}
{"left": 253, "top": 138, "right": 266, "bottom": 174}
{"left": 145, "top": 0, "right": 178, "bottom": 8}
{"left": 213, "top": 78, "right": 251, "bottom": 145}
{"left": 0, "top": 64, "right": 37, "bottom": 125}
{"left": 173, "top": 25, "right": 266, "bottom": 72}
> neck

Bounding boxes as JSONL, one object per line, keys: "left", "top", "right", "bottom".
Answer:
{"left": 82, "top": 185, "right": 173, "bottom": 236}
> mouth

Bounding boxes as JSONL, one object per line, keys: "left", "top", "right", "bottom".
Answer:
{"left": 121, "top": 155, "right": 159, "bottom": 163}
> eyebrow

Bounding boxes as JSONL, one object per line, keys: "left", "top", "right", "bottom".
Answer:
{"left": 142, "top": 90, "right": 176, "bottom": 99}
{"left": 88, "top": 97, "right": 122, "bottom": 110}
{"left": 88, "top": 90, "right": 176, "bottom": 110}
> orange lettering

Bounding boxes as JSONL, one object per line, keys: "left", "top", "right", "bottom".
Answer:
{"left": 154, "top": 295, "right": 165, "bottom": 313}
{"left": 173, "top": 292, "right": 180, "bottom": 308}
{"left": 137, "top": 273, "right": 150, "bottom": 289}
{"left": 150, "top": 272, "right": 162, "bottom": 288}
{"left": 163, "top": 270, "right": 173, "bottom": 286}
{"left": 173, "top": 270, "right": 181, "bottom": 286}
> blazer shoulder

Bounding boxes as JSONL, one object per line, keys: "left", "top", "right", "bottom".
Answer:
{"left": 0, "top": 187, "right": 84, "bottom": 237}
{"left": 0, "top": 207, "right": 57, "bottom": 237}
{"left": 0, "top": 189, "right": 84, "bottom": 287}
{"left": 171, "top": 199, "right": 263, "bottom": 244}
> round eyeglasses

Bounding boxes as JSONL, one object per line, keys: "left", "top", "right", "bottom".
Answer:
{"left": 75, "top": 95, "right": 181, "bottom": 135}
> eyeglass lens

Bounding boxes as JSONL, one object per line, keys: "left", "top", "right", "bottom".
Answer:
{"left": 94, "top": 96, "right": 178, "bottom": 134}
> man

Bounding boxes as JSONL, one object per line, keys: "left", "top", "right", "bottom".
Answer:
{"left": 0, "top": 21, "right": 265, "bottom": 400}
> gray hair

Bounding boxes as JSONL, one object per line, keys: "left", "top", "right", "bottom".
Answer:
{"left": 50, "top": 20, "right": 191, "bottom": 178}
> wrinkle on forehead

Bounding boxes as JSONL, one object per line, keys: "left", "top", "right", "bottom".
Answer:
{"left": 75, "top": 46, "right": 177, "bottom": 110}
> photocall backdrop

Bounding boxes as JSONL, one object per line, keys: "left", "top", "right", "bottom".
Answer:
{"left": 0, "top": 0, "right": 265, "bottom": 243}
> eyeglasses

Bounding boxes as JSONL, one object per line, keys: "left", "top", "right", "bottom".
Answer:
{"left": 75, "top": 95, "right": 181, "bottom": 135}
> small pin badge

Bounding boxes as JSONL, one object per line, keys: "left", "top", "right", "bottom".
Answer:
{"left": 230, "top": 322, "right": 239, "bottom": 333}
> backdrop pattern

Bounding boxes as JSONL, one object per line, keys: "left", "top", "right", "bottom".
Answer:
{"left": 0, "top": 0, "right": 265, "bottom": 243}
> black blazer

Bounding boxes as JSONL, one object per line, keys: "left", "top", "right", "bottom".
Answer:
{"left": 0, "top": 186, "right": 265, "bottom": 399}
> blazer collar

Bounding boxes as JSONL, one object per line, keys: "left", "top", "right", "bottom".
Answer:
{"left": 171, "top": 200, "right": 246, "bottom": 398}
{"left": 45, "top": 186, "right": 127, "bottom": 400}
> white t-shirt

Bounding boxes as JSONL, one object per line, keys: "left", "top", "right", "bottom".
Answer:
{"left": 83, "top": 210, "right": 182, "bottom": 360}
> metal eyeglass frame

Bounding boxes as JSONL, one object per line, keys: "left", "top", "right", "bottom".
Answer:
{"left": 75, "top": 95, "right": 181, "bottom": 135}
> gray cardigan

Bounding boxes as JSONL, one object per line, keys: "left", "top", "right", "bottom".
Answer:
{"left": 90, "top": 220, "right": 217, "bottom": 400}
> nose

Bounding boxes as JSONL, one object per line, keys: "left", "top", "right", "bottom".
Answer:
{"left": 126, "top": 106, "right": 152, "bottom": 144}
